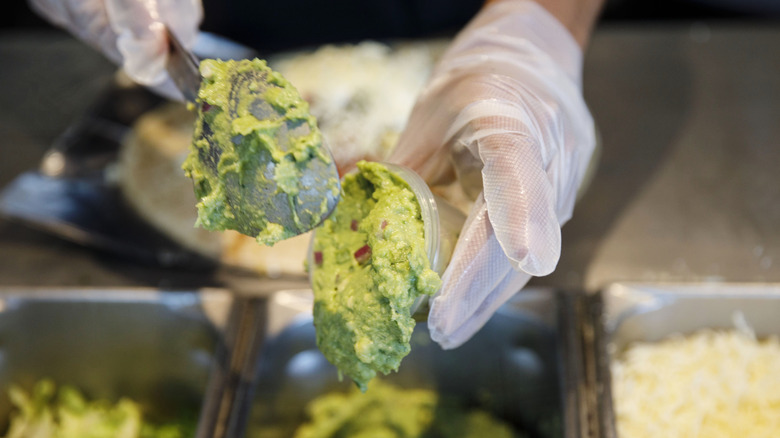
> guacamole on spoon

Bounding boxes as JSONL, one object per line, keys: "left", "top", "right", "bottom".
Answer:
{"left": 182, "top": 58, "right": 339, "bottom": 246}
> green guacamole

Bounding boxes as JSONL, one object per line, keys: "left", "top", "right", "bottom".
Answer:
{"left": 294, "top": 381, "right": 520, "bottom": 438}
{"left": 182, "top": 58, "right": 337, "bottom": 246}
{"left": 311, "top": 161, "right": 441, "bottom": 391}
{"left": 2, "top": 379, "right": 196, "bottom": 438}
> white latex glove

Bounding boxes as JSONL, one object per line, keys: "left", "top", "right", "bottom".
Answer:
{"left": 388, "top": 0, "right": 596, "bottom": 349}
{"left": 29, "top": 0, "right": 202, "bottom": 100}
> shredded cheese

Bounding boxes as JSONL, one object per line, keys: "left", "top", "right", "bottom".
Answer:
{"left": 270, "top": 41, "right": 446, "bottom": 171}
{"left": 612, "top": 324, "right": 780, "bottom": 438}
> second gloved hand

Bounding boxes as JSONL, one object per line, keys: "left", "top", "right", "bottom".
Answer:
{"left": 29, "top": 0, "right": 202, "bottom": 100}
{"left": 388, "top": 0, "right": 596, "bottom": 349}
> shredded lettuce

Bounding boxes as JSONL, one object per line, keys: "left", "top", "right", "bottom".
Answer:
{"left": 2, "top": 380, "right": 195, "bottom": 438}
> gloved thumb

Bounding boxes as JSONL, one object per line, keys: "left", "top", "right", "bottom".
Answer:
{"left": 429, "top": 195, "right": 533, "bottom": 349}
{"left": 108, "top": 0, "right": 202, "bottom": 87}
{"left": 455, "top": 122, "right": 561, "bottom": 276}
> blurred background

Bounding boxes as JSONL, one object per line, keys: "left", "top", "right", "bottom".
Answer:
{"left": 4, "top": 0, "right": 780, "bottom": 46}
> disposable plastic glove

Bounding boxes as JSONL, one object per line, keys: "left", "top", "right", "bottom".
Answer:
{"left": 388, "top": 0, "right": 596, "bottom": 349}
{"left": 29, "top": 0, "right": 202, "bottom": 100}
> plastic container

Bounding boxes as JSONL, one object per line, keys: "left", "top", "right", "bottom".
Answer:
{"left": 381, "top": 163, "right": 465, "bottom": 277}
{"left": 308, "top": 162, "right": 466, "bottom": 313}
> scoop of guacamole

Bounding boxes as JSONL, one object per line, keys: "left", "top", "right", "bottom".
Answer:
{"left": 311, "top": 161, "right": 442, "bottom": 391}
{"left": 2, "top": 379, "right": 195, "bottom": 438}
{"left": 182, "top": 58, "right": 337, "bottom": 246}
{"left": 294, "top": 381, "right": 521, "bottom": 438}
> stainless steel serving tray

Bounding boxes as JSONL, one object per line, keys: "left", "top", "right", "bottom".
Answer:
{"left": 245, "top": 287, "right": 589, "bottom": 438}
{"left": 0, "top": 287, "right": 233, "bottom": 432}
{"left": 587, "top": 282, "right": 780, "bottom": 438}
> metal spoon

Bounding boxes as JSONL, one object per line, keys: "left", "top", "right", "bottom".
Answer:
{"left": 165, "top": 27, "right": 340, "bottom": 238}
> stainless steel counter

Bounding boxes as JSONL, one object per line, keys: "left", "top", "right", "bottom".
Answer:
{"left": 538, "top": 23, "right": 780, "bottom": 291}
{"left": 1, "top": 24, "right": 779, "bottom": 290}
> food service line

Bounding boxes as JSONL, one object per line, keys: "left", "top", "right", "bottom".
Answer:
{"left": 1, "top": 23, "right": 780, "bottom": 437}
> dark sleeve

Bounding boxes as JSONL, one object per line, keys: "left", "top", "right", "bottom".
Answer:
{"left": 200, "top": 0, "right": 483, "bottom": 54}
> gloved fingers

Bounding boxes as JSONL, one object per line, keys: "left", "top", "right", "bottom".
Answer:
{"left": 29, "top": 0, "right": 202, "bottom": 99}
{"left": 27, "top": 0, "right": 71, "bottom": 28}
{"left": 410, "top": 74, "right": 563, "bottom": 276}
{"left": 428, "top": 195, "right": 532, "bottom": 349}
{"left": 478, "top": 130, "right": 561, "bottom": 277}
{"left": 107, "top": 0, "right": 202, "bottom": 88}
{"left": 444, "top": 68, "right": 593, "bottom": 264}
{"left": 387, "top": 77, "right": 460, "bottom": 185}
{"left": 439, "top": 60, "right": 595, "bottom": 226}
{"left": 432, "top": 268, "right": 532, "bottom": 350}
{"left": 388, "top": 73, "right": 521, "bottom": 185}
{"left": 157, "top": 0, "right": 202, "bottom": 46}
{"left": 125, "top": 28, "right": 240, "bottom": 102}
{"left": 28, "top": 0, "right": 122, "bottom": 64}
{"left": 397, "top": 0, "right": 597, "bottom": 350}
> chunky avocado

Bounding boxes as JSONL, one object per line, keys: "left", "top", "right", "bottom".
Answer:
{"left": 311, "top": 161, "right": 441, "bottom": 391}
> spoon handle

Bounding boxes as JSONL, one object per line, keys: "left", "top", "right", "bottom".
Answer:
{"left": 165, "top": 26, "right": 201, "bottom": 103}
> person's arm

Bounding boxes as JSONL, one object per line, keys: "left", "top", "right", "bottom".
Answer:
{"left": 491, "top": 0, "right": 605, "bottom": 48}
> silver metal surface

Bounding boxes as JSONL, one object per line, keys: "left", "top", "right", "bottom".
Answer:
{"left": 589, "top": 283, "right": 780, "bottom": 438}
{"left": 534, "top": 25, "right": 780, "bottom": 292}
{"left": 0, "top": 287, "right": 232, "bottom": 431}
{"left": 165, "top": 27, "right": 201, "bottom": 103}
{"left": 197, "top": 296, "right": 267, "bottom": 438}
{"left": 245, "top": 288, "right": 585, "bottom": 438}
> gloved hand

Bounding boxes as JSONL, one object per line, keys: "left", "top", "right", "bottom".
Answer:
{"left": 29, "top": 0, "right": 202, "bottom": 100}
{"left": 388, "top": 0, "right": 596, "bottom": 349}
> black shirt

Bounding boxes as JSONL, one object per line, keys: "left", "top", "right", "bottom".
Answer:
{"left": 201, "top": 0, "right": 484, "bottom": 55}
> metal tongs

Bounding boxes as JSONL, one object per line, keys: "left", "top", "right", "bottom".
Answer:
{"left": 196, "top": 296, "right": 267, "bottom": 438}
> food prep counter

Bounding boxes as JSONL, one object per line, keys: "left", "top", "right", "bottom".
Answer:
{"left": 587, "top": 283, "right": 780, "bottom": 437}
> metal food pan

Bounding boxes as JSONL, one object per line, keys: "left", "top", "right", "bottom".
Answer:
{"left": 589, "top": 283, "right": 780, "bottom": 438}
{"left": 246, "top": 288, "right": 587, "bottom": 438}
{"left": 0, "top": 287, "right": 233, "bottom": 431}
